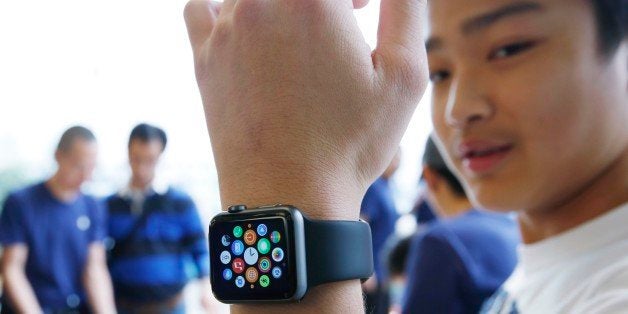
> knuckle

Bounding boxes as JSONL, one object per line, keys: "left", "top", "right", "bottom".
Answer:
{"left": 279, "top": 0, "right": 328, "bottom": 18}
{"left": 209, "top": 20, "right": 231, "bottom": 47}
{"left": 232, "top": 0, "right": 265, "bottom": 26}
{"left": 383, "top": 46, "right": 429, "bottom": 99}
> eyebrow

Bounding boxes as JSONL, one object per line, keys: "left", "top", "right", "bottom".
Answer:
{"left": 462, "top": 1, "right": 543, "bottom": 34}
{"left": 426, "top": 1, "right": 543, "bottom": 54}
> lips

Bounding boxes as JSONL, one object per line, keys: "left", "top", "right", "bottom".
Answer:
{"left": 457, "top": 140, "right": 514, "bottom": 175}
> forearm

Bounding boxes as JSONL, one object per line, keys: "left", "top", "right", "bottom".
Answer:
{"left": 220, "top": 176, "right": 366, "bottom": 313}
{"left": 3, "top": 266, "right": 42, "bottom": 313}
{"left": 83, "top": 262, "right": 116, "bottom": 313}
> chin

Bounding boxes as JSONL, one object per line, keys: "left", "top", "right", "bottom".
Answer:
{"left": 466, "top": 182, "right": 525, "bottom": 213}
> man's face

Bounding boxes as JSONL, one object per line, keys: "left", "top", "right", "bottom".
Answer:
{"left": 428, "top": 0, "right": 627, "bottom": 212}
{"left": 56, "top": 139, "right": 98, "bottom": 190}
{"left": 129, "top": 139, "right": 163, "bottom": 188}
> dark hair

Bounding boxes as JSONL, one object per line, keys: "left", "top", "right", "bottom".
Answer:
{"left": 422, "top": 135, "right": 466, "bottom": 197}
{"left": 592, "top": 0, "right": 627, "bottom": 57}
{"left": 56, "top": 126, "right": 96, "bottom": 153}
{"left": 387, "top": 236, "right": 413, "bottom": 276}
{"left": 128, "top": 123, "right": 167, "bottom": 151}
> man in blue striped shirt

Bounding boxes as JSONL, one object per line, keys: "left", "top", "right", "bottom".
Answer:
{"left": 106, "top": 123, "right": 210, "bottom": 313}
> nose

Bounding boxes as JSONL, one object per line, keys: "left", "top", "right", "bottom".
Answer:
{"left": 445, "top": 71, "right": 493, "bottom": 129}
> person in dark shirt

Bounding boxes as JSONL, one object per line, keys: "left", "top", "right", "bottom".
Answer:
{"left": 0, "top": 126, "right": 115, "bottom": 314}
{"left": 361, "top": 149, "right": 401, "bottom": 314}
{"left": 105, "top": 123, "right": 211, "bottom": 314}
{"left": 402, "top": 136, "right": 519, "bottom": 314}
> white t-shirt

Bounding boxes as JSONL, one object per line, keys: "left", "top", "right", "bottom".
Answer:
{"left": 482, "top": 202, "right": 628, "bottom": 314}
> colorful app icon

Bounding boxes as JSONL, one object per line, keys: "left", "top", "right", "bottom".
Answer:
{"left": 231, "top": 240, "right": 244, "bottom": 256}
{"left": 259, "top": 257, "right": 271, "bottom": 273}
{"left": 233, "top": 226, "right": 243, "bottom": 238}
{"left": 232, "top": 258, "right": 245, "bottom": 274}
{"left": 257, "top": 238, "right": 271, "bottom": 255}
{"left": 246, "top": 267, "right": 259, "bottom": 283}
{"left": 270, "top": 231, "right": 281, "bottom": 243}
{"left": 244, "top": 247, "right": 259, "bottom": 265}
{"left": 257, "top": 224, "right": 268, "bottom": 236}
{"left": 221, "top": 235, "right": 231, "bottom": 246}
{"left": 220, "top": 250, "right": 231, "bottom": 264}
{"left": 259, "top": 275, "right": 270, "bottom": 288}
{"left": 244, "top": 229, "right": 257, "bottom": 246}
{"left": 235, "top": 276, "right": 245, "bottom": 288}
{"left": 272, "top": 266, "right": 282, "bottom": 279}
{"left": 272, "top": 248, "right": 284, "bottom": 262}
{"left": 223, "top": 268, "right": 233, "bottom": 280}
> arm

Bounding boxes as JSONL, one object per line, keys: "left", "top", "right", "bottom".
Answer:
{"left": 183, "top": 0, "right": 428, "bottom": 312}
{"left": 83, "top": 243, "right": 116, "bottom": 313}
{"left": 0, "top": 244, "right": 43, "bottom": 313}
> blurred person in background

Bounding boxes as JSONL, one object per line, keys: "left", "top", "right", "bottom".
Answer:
{"left": 360, "top": 149, "right": 401, "bottom": 314}
{"left": 106, "top": 123, "right": 212, "bottom": 314}
{"left": 402, "top": 136, "right": 519, "bottom": 313}
{"left": 0, "top": 126, "right": 115, "bottom": 314}
{"left": 385, "top": 236, "right": 413, "bottom": 314}
{"left": 411, "top": 191, "right": 438, "bottom": 226}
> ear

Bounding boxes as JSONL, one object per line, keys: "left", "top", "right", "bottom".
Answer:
{"left": 54, "top": 150, "right": 61, "bottom": 164}
{"left": 422, "top": 166, "right": 440, "bottom": 192}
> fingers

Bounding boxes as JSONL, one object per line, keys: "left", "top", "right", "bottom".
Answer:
{"left": 353, "top": 0, "right": 370, "bottom": 9}
{"left": 184, "top": 0, "right": 221, "bottom": 53}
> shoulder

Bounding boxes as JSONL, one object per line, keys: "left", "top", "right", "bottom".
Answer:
{"left": 414, "top": 224, "right": 457, "bottom": 253}
{"left": 2, "top": 182, "right": 44, "bottom": 212}
{"left": 104, "top": 193, "right": 129, "bottom": 211}
{"left": 160, "top": 188, "right": 196, "bottom": 212}
{"left": 448, "top": 210, "right": 517, "bottom": 234}
{"left": 164, "top": 188, "right": 194, "bottom": 203}
{"left": 10, "top": 182, "right": 44, "bottom": 202}
{"left": 406, "top": 227, "right": 462, "bottom": 275}
{"left": 581, "top": 253, "right": 628, "bottom": 298}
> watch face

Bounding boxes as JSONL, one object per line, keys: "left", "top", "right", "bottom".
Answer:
{"left": 209, "top": 209, "right": 298, "bottom": 302}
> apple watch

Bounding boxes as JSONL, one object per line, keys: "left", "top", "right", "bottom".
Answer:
{"left": 208, "top": 204, "right": 373, "bottom": 303}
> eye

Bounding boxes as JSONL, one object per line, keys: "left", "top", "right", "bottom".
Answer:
{"left": 488, "top": 41, "right": 536, "bottom": 60}
{"left": 429, "top": 70, "right": 451, "bottom": 84}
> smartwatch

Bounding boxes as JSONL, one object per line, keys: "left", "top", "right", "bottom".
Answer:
{"left": 208, "top": 204, "right": 373, "bottom": 303}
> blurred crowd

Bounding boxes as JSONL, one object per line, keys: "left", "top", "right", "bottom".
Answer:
{"left": 0, "top": 125, "right": 521, "bottom": 314}
{"left": 0, "top": 124, "right": 217, "bottom": 314}
{"left": 360, "top": 137, "right": 520, "bottom": 314}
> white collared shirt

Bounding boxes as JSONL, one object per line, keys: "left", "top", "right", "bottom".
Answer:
{"left": 483, "top": 202, "right": 628, "bottom": 314}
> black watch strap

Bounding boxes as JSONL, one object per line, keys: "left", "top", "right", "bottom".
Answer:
{"left": 304, "top": 218, "right": 373, "bottom": 288}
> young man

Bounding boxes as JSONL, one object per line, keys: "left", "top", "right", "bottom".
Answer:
{"left": 0, "top": 126, "right": 115, "bottom": 314}
{"left": 402, "top": 136, "right": 519, "bottom": 313}
{"left": 105, "top": 123, "right": 211, "bottom": 313}
{"left": 183, "top": 0, "right": 625, "bottom": 312}
{"left": 426, "top": 1, "right": 626, "bottom": 312}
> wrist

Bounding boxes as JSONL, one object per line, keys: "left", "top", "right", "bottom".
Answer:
{"left": 217, "top": 163, "right": 365, "bottom": 221}
{"left": 232, "top": 281, "right": 363, "bottom": 314}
